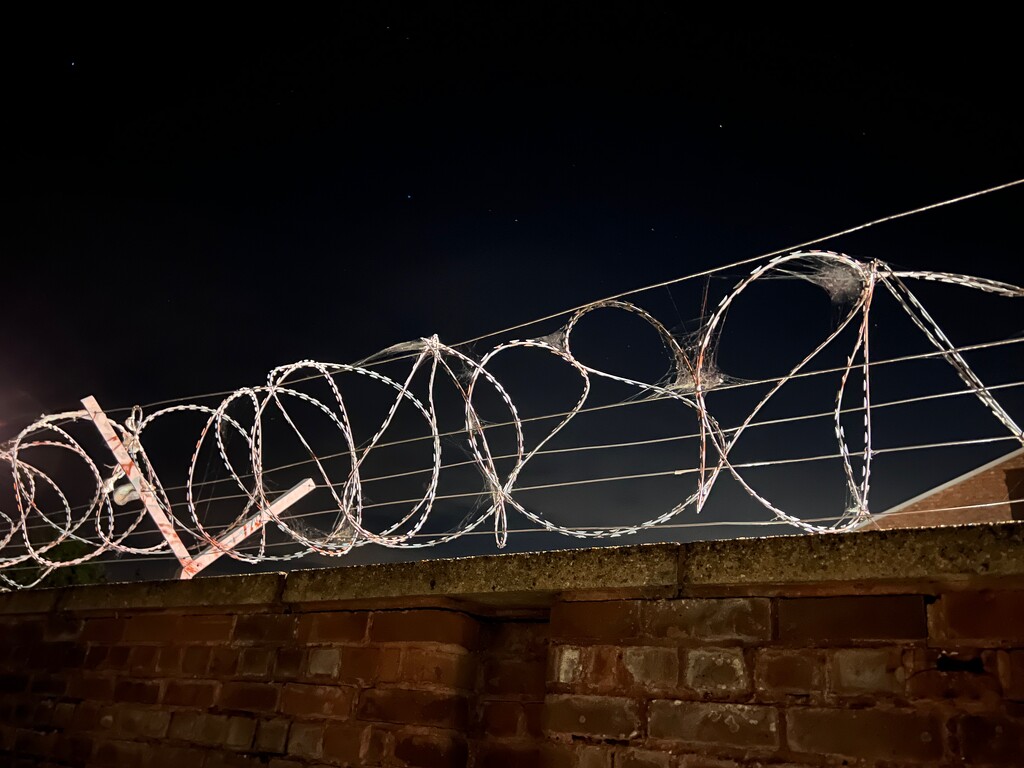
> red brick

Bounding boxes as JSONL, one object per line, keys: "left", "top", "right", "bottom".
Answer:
{"left": 209, "top": 647, "right": 240, "bottom": 676}
{"left": 275, "top": 647, "right": 305, "bottom": 678}
{"left": 307, "top": 647, "right": 340, "bottom": 676}
{"left": 618, "top": 749, "right": 671, "bottom": 768}
{"left": 226, "top": 715, "right": 257, "bottom": 749}
{"left": 178, "top": 614, "right": 235, "bottom": 643}
{"left": 357, "top": 688, "right": 468, "bottom": 729}
{"left": 123, "top": 614, "right": 181, "bottom": 643}
{"left": 114, "top": 705, "right": 171, "bottom": 738}
{"left": 645, "top": 598, "right": 771, "bottom": 643}
{"left": 754, "top": 650, "right": 823, "bottom": 699}
{"left": 169, "top": 712, "right": 237, "bottom": 749}
{"left": 51, "top": 733, "right": 94, "bottom": 764}
{"left": 234, "top": 615, "right": 296, "bottom": 643}
{"left": 829, "top": 648, "right": 903, "bottom": 696}
{"left": 483, "top": 658, "right": 545, "bottom": 695}
{"left": 238, "top": 647, "right": 274, "bottom": 677}
{"left": 220, "top": 682, "right": 280, "bottom": 712}
{"left": 81, "top": 618, "right": 124, "bottom": 643}
{"left": 114, "top": 678, "right": 161, "bottom": 704}
{"left": 958, "top": 714, "right": 1024, "bottom": 764}
{"left": 181, "top": 646, "right": 211, "bottom": 675}
{"left": 648, "top": 700, "right": 778, "bottom": 749}
{"left": 128, "top": 645, "right": 159, "bottom": 675}
{"left": 544, "top": 694, "right": 641, "bottom": 739}
{"left": 321, "top": 722, "right": 366, "bottom": 765}
{"left": 370, "top": 609, "right": 479, "bottom": 648}
{"left": 399, "top": 648, "right": 474, "bottom": 689}
{"left": 997, "top": 650, "right": 1024, "bottom": 700}
{"left": 621, "top": 646, "right": 679, "bottom": 690}
{"left": 929, "top": 591, "right": 1024, "bottom": 646}
{"left": 164, "top": 679, "right": 219, "bottom": 708}
{"left": 684, "top": 648, "right": 749, "bottom": 697}
{"left": 337, "top": 646, "right": 399, "bottom": 684}
{"left": 68, "top": 671, "right": 115, "bottom": 701}
{"left": 778, "top": 596, "right": 926, "bottom": 643}
{"left": 481, "top": 700, "right": 523, "bottom": 736}
{"left": 298, "top": 612, "right": 368, "bottom": 643}
{"left": 255, "top": 718, "right": 291, "bottom": 753}
{"left": 472, "top": 746, "right": 555, "bottom": 768}
{"left": 549, "top": 646, "right": 583, "bottom": 685}
{"left": 394, "top": 731, "right": 467, "bottom": 768}
{"left": 490, "top": 621, "right": 548, "bottom": 658}
{"left": 52, "top": 701, "right": 75, "bottom": 729}
{"left": 577, "top": 745, "right": 612, "bottom": 768}
{"left": 93, "top": 739, "right": 146, "bottom": 768}
{"left": 551, "top": 601, "right": 640, "bottom": 642}
{"left": 44, "top": 614, "right": 83, "bottom": 641}
{"left": 787, "top": 707, "right": 942, "bottom": 762}
{"left": 279, "top": 683, "right": 355, "bottom": 718}
{"left": 157, "top": 646, "right": 183, "bottom": 674}
{"left": 287, "top": 720, "right": 324, "bottom": 759}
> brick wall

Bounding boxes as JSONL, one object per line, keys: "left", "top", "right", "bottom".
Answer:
{"left": 872, "top": 449, "right": 1024, "bottom": 529}
{"left": 1, "top": 524, "right": 1023, "bottom": 766}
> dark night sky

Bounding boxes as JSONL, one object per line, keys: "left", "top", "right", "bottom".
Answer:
{"left": 1, "top": 10, "right": 1022, "bottom": 576}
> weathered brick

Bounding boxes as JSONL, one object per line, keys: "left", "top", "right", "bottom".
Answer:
{"left": 321, "top": 722, "right": 366, "bottom": 765}
{"left": 128, "top": 645, "right": 159, "bottom": 675}
{"left": 238, "top": 647, "right": 274, "bottom": 677}
{"left": 648, "top": 701, "right": 778, "bottom": 749}
{"left": 550, "top": 601, "right": 640, "bottom": 642}
{"left": 219, "top": 681, "right": 280, "bottom": 712}
{"left": 481, "top": 700, "right": 523, "bottom": 736}
{"left": 123, "top": 614, "right": 181, "bottom": 643}
{"left": 370, "top": 609, "right": 478, "bottom": 648}
{"left": 44, "top": 614, "right": 83, "bottom": 641}
{"left": 483, "top": 658, "right": 545, "bottom": 695}
{"left": 394, "top": 730, "right": 467, "bottom": 768}
{"left": 52, "top": 701, "right": 75, "bottom": 729}
{"left": 226, "top": 715, "right": 257, "bottom": 749}
{"left": 169, "top": 711, "right": 235, "bottom": 746}
{"left": 279, "top": 683, "right": 355, "bottom": 718}
{"left": 618, "top": 748, "right": 672, "bottom": 768}
{"left": 622, "top": 646, "right": 679, "bottom": 690}
{"left": 307, "top": 647, "right": 340, "bottom": 677}
{"left": 255, "top": 718, "right": 291, "bottom": 753}
{"left": 114, "top": 678, "right": 161, "bottom": 704}
{"left": 997, "top": 650, "right": 1024, "bottom": 700}
{"left": 156, "top": 646, "right": 183, "bottom": 674}
{"left": 544, "top": 694, "right": 641, "bottom": 739}
{"left": 357, "top": 688, "right": 468, "bottom": 729}
{"left": 577, "top": 745, "right": 612, "bottom": 768}
{"left": 549, "top": 646, "right": 582, "bottom": 685}
{"left": 93, "top": 738, "right": 146, "bottom": 768}
{"left": 163, "top": 679, "right": 219, "bottom": 708}
{"left": 929, "top": 591, "right": 1024, "bottom": 646}
{"left": 234, "top": 615, "right": 296, "bottom": 643}
{"left": 754, "top": 650, "right": 823, "bottom": 699}
{"left": 829, "top": 648, "right": 903, "bottom": 695}
{"left": 275, "top": 647, "right": 305, "bottom": 679}
{"left": 181, "top": 646, "right": 211, "bottom": 675}
{"left": 51, "top": 733, "right": 94, "bottom": 764}
{"left": 684, "top": 648, "right": 749, "bottom": 697}
{"left": 178, "top": 614, "right": 235, "bottom": 643}
{"left": 209, "top": 647, "right": 240, "bottom": 676}
{"left": 114, "top": 705, "right": 171, "bottom": 739}
{"left": 298, "top": 612, "right": 368, "bottom": 643}
{"left": 81, "top": 618, "right": 125, "bottom": 643}
{"left": 787, "top": 707, "right": 942, "bottom": 762}
{"left": 778, "top": 596, "right": 926, "bottom": 643}
{"left": 287, "top": 720, "right": 324, "bottom": 759}
{"left": 645, "top": 598, "right": 771, "bottom": 643}
{"left": 958, "top": 714, "right": 1024, "bottom": 764}
{"left": 338, "top": 646, "right": 400, "bottom": 685}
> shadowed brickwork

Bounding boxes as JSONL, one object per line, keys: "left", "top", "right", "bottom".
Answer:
{"left": 1, "top": 523, "right": 1022, "bottom": 766}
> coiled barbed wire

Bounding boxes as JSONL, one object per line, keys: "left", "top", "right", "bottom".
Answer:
{"left": 2, "top": 251, "right": 1022, "bottom": 588}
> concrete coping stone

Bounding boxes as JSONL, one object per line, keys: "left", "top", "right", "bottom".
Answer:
{"left": 0, "top": 522, "right": 1020, "bottom": 614}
